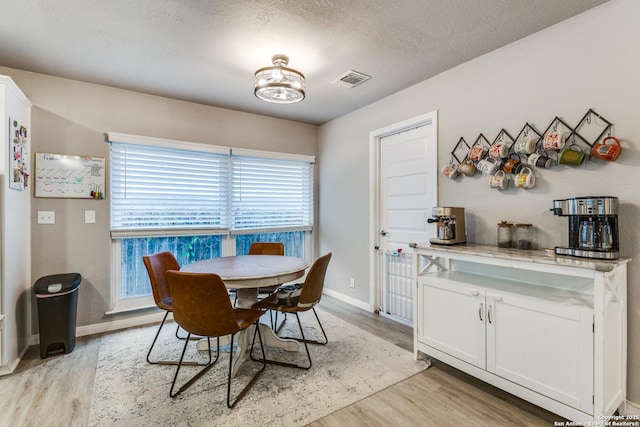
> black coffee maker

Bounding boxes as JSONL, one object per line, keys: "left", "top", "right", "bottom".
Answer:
{"left": 552, "top": 196, "right": 619, "bottom": 259}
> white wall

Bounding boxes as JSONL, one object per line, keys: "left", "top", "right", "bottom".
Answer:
{"left": 0, "top": 66, "right": 318, "bottom": 330}
{"left": 318, "top": 0, "right": 640, "bottom": 402}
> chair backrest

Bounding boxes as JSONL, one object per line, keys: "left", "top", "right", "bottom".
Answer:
{"left": 166, "top": 271, "right": 241, "bottom": 338}
{"left": 248, "top": 242, "right": 284, "bottom": 256}
{"left": 142, "top": 251, "right": 180, "bottom": 310}
{"left": 298, "top": 253, "right": 332, "bottom": 308}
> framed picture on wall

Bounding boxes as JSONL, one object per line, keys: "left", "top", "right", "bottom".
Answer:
{"left": 9, "top": 118, "right": 29, "bottom": 191}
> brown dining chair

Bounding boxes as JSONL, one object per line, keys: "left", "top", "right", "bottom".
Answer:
{"left": 250, "top": 242, "right": 285, "bottom": 294}
{"left": 249, "top": 241, "right": 285, "bottom": 256}
{"left": 231, "top": 241, "right": 285, "bottom": 306}
{"left": 250, "top": 252, "right": 331, "bottom": 370}
{"left": 248, "top": 242, "right": 286, "bottom": 329}
{"left": 167, "top": 270, "right": 267, "bottom": 408}
{"left": 143, "top": 251, "right": 209, "bottom": 366}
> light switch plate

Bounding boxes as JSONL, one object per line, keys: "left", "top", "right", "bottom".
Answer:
{"left": 37, "top": 211, "right": 55, "bottom": 224}
{"left": 84, "top": 210, "right": 96, "bottom": 224}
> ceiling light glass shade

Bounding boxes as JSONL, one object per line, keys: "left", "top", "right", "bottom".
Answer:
{"left": 254, "top": 54, "right": 305, "bottom": 104}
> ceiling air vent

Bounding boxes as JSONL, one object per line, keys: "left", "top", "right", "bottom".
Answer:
{"left": 331, "top": 70, "right": 371, "bottom": 88}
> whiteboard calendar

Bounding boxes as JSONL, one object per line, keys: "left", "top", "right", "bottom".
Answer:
{"left": 35, "top": 152, "right": 105, "bottom": 198}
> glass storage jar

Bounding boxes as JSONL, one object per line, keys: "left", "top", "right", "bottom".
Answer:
{"left": 515, "top": 223, "right": 534, "bottom": 250}
{"left": 497, "top": 221, "right": 514, "bottom": 248}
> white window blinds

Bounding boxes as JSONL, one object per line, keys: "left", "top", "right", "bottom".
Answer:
{"left": 231, "top": 155, "right": 313, "bottom": 232}
{"left": 108, "top": 134, "right": 315, "bottom": 237}
{"left": 110, "top": 142, "right": 229, "bottom": 235}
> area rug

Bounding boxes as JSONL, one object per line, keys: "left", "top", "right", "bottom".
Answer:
{"left": 88, "top": 308, "right": 428, "bottom": 426}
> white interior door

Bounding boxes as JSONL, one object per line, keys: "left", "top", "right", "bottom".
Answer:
{"left": 371, "top": 111, "right": 438, "bottom": 324}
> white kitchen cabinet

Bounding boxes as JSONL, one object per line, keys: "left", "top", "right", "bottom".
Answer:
{"left": 418, "top": 279, "right": 486, "bottom": 369}
{"left": 413, "top": 244, "right": 628, "bottom": 422}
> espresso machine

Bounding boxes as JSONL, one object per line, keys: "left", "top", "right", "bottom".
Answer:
{"left": 552, "top": 196, "right": 619, "bottom": 259}
{"left": 428, "top": 207, "right": 467, "bottom": 245}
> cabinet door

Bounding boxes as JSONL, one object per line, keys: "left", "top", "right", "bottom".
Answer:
{"left": 486, "top": 293, "right": 593, "bottom": 414}
{"left": 418, "top": 279, "right": 486, "bottom": 368}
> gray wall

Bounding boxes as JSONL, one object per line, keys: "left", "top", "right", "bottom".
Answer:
{"left": 0, "top": 66, "right": 318, "bottom": 328}
{"left": 318, "top": 0, "right": 640, "bottom": 402}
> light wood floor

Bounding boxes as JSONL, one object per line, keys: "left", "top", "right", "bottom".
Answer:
{"left": 313, "top": 296, "right": 561, "bottom": 427}
{"left": 0, "top": 295, "right": 562, "bottom": 426}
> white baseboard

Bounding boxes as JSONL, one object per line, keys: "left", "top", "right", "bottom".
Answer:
{"left": 0, "top": 344, "right": 29, "bottom": 377}
{"left": 77, "top": 311, "right": 170, "bottom": 337}
{"left": 29, "top": 291, "right": 368, "bottom": 345}
{"left": 75, "top": 291, "right": 369, "bottom": 339}
{"left": 28, "top": 311, "right": 170, "bottom": 346}
{"left": 623, "top": 400, "right": 640, "bottom": 416}
{"left": 322, "top": 289, "right": 371, "bottom": 312}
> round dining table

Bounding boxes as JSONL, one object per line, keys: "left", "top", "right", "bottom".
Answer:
{"left": 181, "top": 255, "right": 309, "bottom": 375}
{"left": 181, "top": 255, "right": 308, "bottom": 307}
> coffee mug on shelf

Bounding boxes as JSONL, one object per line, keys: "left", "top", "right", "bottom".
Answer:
{"left": 527, "top": 151, "right": 555, "bottom": 168}
{"left": 458, "top": 159, "right": 477, "bottom": 176}
{"left": 515, "top": 167, "right": 536, "bottom": 189}
{"left": 558, "top": 144, "right": 586, "bottom": 166}
{"left": 591, "top": 136, "right": 622, "bottom": 161}
{"left": 477, "top": 157, "right": 501, "bottom": 175}
{"left": 489, "top": 141, "right": 510, "bottom": 159}
{"left": 501, "top": 155, "right": 524, "bottom": 175}
{"left": 543, "top": 129, "right": 566, "bottom": 150}
{"left": 468, "top": 146, "right": 487, "bottom": 162}
{"left": 441, "top": 161, "right": 459, "bottom": 179}
{"left": 489, "top": 170, "right": 509, "bottom": 190}
{"left": 514, "top": 134, "right": 537, "bottom": 155}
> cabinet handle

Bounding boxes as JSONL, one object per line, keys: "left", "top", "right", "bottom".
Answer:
{"left": 488, "top": 304, "right": 493, "bottom": 324}
{"left": 479, "top": 303, "right": 483, "bottom": 321}
{"left": 492, "top": 295, "right": 503, "bottom": 301}
{"left": 470, "top": 289, "right": 479, "bottom": 296}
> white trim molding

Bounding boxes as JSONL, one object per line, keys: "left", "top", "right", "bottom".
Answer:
{"left": 368, "top": 111, "right": 438, "bottom": 314}
{"left": 623, "top": 400, "right": 640, "bottom": 417}
{"left": 322, "top": 288, "right": 371, "bottom": 312}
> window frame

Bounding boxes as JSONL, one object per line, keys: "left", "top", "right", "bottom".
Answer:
{"left": 106, "top": 132, "right": 315, "bottom": 314}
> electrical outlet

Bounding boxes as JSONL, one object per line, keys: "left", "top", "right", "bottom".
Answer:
{"left": 350, "top": 278, "right": 355, "bottom": 288}
{"left": 37, "top": 211, "right": 55, "bottom": 224}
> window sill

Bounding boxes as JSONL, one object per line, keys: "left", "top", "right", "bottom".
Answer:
{"left": 105, "top": 303, "right": 157, "bottom": 316}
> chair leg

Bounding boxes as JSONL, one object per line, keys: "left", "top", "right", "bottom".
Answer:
{"left": 175, "top": 324, "right": 201, "bottom": 341}
{"left": 250, "top": 313, "right": 312, "bottom": 370}
{"left": 278, "top": 308, "right": 328, "bottom": 345}
{"left": 227, "top": 324, "right": 267, "bottom": 408}
{"left": 147, "top": 312, "right": 212, "bottom": 366}
{"left": 146, "top": 311, "right": 169, "bottom": 364}
{"left": 170, "top": 335, "right": 220, "bottom": 398}
{"left": 270, "top": 311, "right": 287, "bottom": 333}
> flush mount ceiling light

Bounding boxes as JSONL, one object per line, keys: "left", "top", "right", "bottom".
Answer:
{"left": 254, "top": 54, "right": 305, "bottom": 104}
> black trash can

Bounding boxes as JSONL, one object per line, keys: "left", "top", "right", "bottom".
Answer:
{"left": 33, "top": 273, "right": 82, "bottom": 359}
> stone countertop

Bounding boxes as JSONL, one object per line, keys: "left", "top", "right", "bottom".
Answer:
{"left": 410, "top": 242, "right": 630, "bottom": 272}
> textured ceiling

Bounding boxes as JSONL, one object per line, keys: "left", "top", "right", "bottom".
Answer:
{"left": 0, "top": 0, "right": 608, "bottom": 125}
